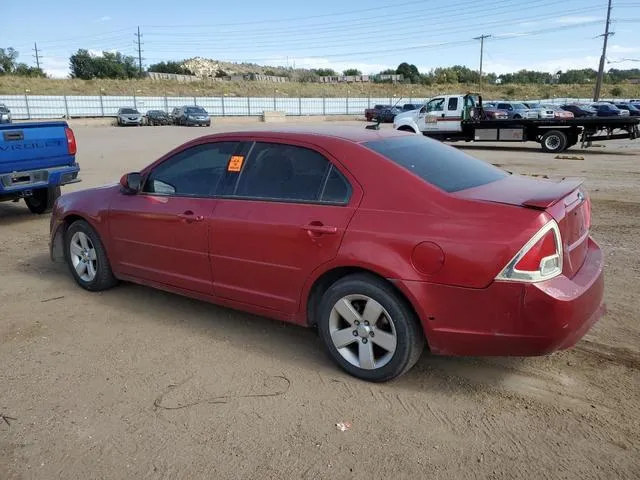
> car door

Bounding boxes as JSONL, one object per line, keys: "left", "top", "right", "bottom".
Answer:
{"left": 108, "top": 141, "right": 242, "bottom": 294}
{"left": 421, "top": 97, "right": 445, "bottom": 132}
{"left": 209, "top": 139, "right": 361, "bottom": 314}
{"left": 497, "top": 103, "right": 514, "bottom": 118}
{"left": 438, "top": 96, "right": 463, "bottom": 133}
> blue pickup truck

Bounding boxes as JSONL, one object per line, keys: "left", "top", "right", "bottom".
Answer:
{"left": 0, "top": 121, "right": 80, "bottom": 214}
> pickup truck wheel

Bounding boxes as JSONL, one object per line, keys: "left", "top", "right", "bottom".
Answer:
{"left": 398, "top": 126, "right": 417, "bottom": 133}
{"left": 65, "top": 220, "right": 118, "bottom": 292}
{"left": 317, "top": 273, "right": 425, "bottom": 382}
{"left": 540, "top": 130, "right": 568, "bottom": 153}
{"left": 25, "top": 186, "right": 60, "bottom": 214}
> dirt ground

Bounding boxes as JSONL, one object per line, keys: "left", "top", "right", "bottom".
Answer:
{"left": 1, "top": 121, "right": 639, "bottom": 480}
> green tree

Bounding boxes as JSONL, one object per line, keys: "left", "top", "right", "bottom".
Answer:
{"left": 312, "top": 68, "right": 337, "bottom": 77}
{"left": 0, "top": 47, "right": 19, "bottom": 74}
{"left": 396, "top": 62, "right": 421, "bottom": 83}
{"left": 343, "top": 68, "right": 362, "bottom": 76}
{"left": 148, "top": 61, "right": 193, "bottom": 75}
{"left": 70, "top": 49, "right": 142, "bottom": 80}
{"left": 13, "top": 64, "right": 46, "bottom": 77}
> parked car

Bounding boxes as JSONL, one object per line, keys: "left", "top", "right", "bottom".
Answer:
{"left": 540, "top": 104, "right": 574, "bottom": 119}
{"left": 560, "top": 104, "right": 596, "bottom": 118}
{"left": 376, "top": 106, "right": 402, "bottom": 123}
{"left": 1, "top": 121, "right": 80, "bottom": 213}
{"left": 526, "top": 104, "right": 556, "bottom": 119}
{"left": 116, "top": 107, "right": 143, "bottom": 126}
{"left": 174, "top": 106, "right": 211, "bottom": 126}
{"left": 170, "top": 107, "right": 181, "bottom": 125}
{"left": 487, "top": 102, "right": 538, "bottom": 119}
{"left": 614, "top": 103, "right": 640, "bottom": 117}
{"left": 481, "top": 105, "right": 509, "bottom": 120}
{"left": 145, "top": 110, "right": 171, "bottom": 126}
{"left": 364, "top": 104, "right": 391, "bottom": 122}
{"left": 0, "top": 103, "right": 11, "bottom": 124}
{"left": 591, "top": 103, "right": 626, "bottom": 117}
{"left": 401, "top": 103, "right": 423, "bottom": 112}
{"left": 49, "top": 127, "right": 604, "bottom": 382}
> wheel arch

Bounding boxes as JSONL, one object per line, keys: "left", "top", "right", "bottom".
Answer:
{"left": 304, "top": 265, "right": 429, "bottom": 349}
{"left": 51, "top": 213, "right": 106, "bottom": 262}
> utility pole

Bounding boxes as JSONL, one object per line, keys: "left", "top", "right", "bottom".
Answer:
{"left": 32, "top": 42, "right": 41, "bottom": 70}
{"left": 474, "top": 34, "right": 491, "bottom": 90}
{"left": 135, "top": 26, "right": 143, "bottom": 74}
{"left": 593, "top": 0, "right": 613, "bottom": 101}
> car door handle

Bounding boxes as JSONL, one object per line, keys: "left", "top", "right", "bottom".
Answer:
{"left": 303, "top": 223, "right": 338, "bottom": 236}
{"left": 178, "top": 210, "right": 204, "bottom": 223}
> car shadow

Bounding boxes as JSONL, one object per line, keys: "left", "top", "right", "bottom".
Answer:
{"left": 0, "top": 202, "right": 48, "bottom": 226}
{"left": 23, "top": 252, "right": 551, "bottom": 396}
{"left": 454, "top": 144, "right": 639, "bottom": 156}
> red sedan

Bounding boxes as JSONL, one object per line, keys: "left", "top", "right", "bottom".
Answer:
{"left": 49, "top": 127, "right": 605, "bottom": 382}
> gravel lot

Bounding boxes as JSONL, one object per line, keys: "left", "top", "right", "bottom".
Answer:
{"left": 1, "top": 121, "right": 639, "bottom": 479}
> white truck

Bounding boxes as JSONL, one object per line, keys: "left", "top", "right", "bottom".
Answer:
{"left": 391, "top": 93, "right": 640, "bottom": 153}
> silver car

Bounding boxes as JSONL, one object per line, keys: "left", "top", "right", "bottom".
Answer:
{"left": 0, "top": 104, "right": 11, "bottom": 124}
{"left": 116, "top": 107, "right": 143, "bottom": 126}
{"left": 525, "top": 103, "right": 556, "bottom": 119}
{"left": 491, "top": 101, "right": 538, "bottom": 119}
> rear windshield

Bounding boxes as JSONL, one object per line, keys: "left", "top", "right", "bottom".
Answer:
{"left": 120, "top": 108, "right": 139, "bottom": 114}
{"left": 364, "top": 136, "right": 507, "bottom": 193}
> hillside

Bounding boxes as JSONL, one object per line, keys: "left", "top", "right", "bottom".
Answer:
{"left": 1, "top": 75, "right": 638, "bottom": 100}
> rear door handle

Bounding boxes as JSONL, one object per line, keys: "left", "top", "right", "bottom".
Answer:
{"left": 303, "top": 223, "right": 338, "bottom": 236}
{"left": 178, "top": 210, "right": 204, "bottom": 223}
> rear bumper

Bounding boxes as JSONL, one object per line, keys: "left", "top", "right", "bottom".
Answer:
{"left": 0, "top": 164, "right": 81, "bottom": 195}
{"left": 397, "top": 237, "right": 605, "bottom": 356}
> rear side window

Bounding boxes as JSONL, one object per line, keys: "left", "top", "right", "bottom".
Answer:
{"left": 447, "top": 98, "right": 458, "bottom": 111}
{"left": 235, "top": 142, "right": 335, "bottom": 202}
{"left": 364, "top": 136, "right": 507, "bottom": 193}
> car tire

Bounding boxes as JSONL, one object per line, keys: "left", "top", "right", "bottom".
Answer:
{"left": 317, "top": 273, "right": 425, "bottom": 382}
{"left": 541, "top": 130, "right": 568, "bottom": 153}
{"left": 64, "top": 220, "right": 118, "bottom": 292}
{"left": 25, "top": 186, "right": 60, "bottom": 214}
{"left": 513, "top": 114, "right": 522, "bottom": 119}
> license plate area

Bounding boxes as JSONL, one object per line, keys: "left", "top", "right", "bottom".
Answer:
{"left": 1, "top": 170, "right": 49, "bottom": 187}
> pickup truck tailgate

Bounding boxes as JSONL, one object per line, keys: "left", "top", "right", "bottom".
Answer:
{"left": 0, "top": 121, "right": 75, "bottom": 172}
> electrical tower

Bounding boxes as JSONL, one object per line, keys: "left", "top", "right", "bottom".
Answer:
{"left": 33, "top": 42, "right": 41, "bottom": 70}
{"left": 135, "top": 26, "right": 144, "bottom": 74}
{"left": 473, "top": 34, "right": 491, "bottom": 90}
{"left": 593, "top": 0, "right": 614, "bottom": 101}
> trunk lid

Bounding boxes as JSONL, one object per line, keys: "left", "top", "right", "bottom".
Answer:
{"left": 455, "top": 175, "right": 590, "bottom": 278}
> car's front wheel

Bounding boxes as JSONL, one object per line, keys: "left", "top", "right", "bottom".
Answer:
{"left": 317, "top": 273, "right": 425, "bottom": 382}
{"left": 65, "top": 220, "right": 118, "bottom": 292}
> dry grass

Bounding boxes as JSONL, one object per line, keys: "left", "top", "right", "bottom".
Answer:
{"left": 1, "top": 75, "right": 639, "bottom": 99}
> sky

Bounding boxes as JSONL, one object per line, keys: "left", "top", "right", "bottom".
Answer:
{"left": 2, "top": 0, "right": 640, "bottom": 78}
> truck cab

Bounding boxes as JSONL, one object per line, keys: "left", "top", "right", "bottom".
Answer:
{"left": 394, "top": 94, "right": 476, "bottom": 135}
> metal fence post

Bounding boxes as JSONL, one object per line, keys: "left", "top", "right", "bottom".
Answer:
{"left": 63, "top": 95, "right": 69, "bottom": 118}
{"left": 221, "top": 96, "right": 225, "bottom": 116}
{"left": 298, "top": 96, "right": 302, "bottom": 116}
{"left": 193, "top": 96, "right": 197, "bottom": 106}
{"left": 346, "top": 96, "right": 349, "bottom": 115}
{"left": 273, "top": 95, "right": 276, "bottom": 111}
{"left": 247, "top": 97, "right": 251, "bottom": 116}
{"left": 25, "top": 94, "right": 31, "bottom": 120}
{"left": 164, "top": 95, "right": 168, "bottom": 113}
{"left": 368, "top": 96, "right": 371, "bottom": 108}
{"left": 322, "top": 97, "right": 326, "bottom": 116}
{"left": 133, "top": 92, "right": 137, "bottom": 109}
{"left": 99, "top": 93, "right": 104, "bottom": 117}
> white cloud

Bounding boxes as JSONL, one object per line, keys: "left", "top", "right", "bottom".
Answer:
{"left": 609, "top": 45, "right": 640, "bottom": 54}
{"left": 98, "top": 16, "right": 112, "bottom": 22}
{"left": 42, "top": 57, "right": 70, "bottom": 78}
{"left": 485, "top": 56, "right": 601, "bottom": 75}
{"left": 555, "top": 15, "right": 599, "bottom": 24}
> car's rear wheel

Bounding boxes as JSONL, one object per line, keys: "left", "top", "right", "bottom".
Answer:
{"left": 65, "top": 220, "right": 117, "bottom": 292}
{"left": 25, "top": 186, "right": 60, "bottom": 214}
{"left": 317, "top": 273, "right": 425, "bottom": 382}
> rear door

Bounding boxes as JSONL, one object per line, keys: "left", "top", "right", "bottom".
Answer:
{"left": 439, "top": 96, "right": 463, "bottom": 133}
{"left": 209, "top": 139, "right": 361, "bottom": 314}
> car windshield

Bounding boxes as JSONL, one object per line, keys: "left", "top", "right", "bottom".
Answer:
{"left": 120, "top": 108, "right": 139, "bottom": 114}
{"left": 512, "top": 103, "right": 527, "bottom": 109}
{"left": 364, "top": 135, "right": 507, "bottom": 193}
{"left": 186, "top": 107, "right": 206, "bottom": 114}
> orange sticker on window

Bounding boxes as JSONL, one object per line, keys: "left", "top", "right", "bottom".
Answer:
{"left": 228, "top": 155, "right": 244, "bottom": 172}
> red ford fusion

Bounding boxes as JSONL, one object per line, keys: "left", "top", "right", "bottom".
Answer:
{"left": 49, "top": 127, "right": 605, "bottom": 382}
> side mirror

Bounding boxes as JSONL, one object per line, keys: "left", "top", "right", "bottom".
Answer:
{"left": 120, "top": 172, "right": 142, "bottom": 194}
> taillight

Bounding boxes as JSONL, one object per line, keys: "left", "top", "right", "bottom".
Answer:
{"left": 65, "top": 127, "right": 77, "bottom": 155}
{"left": 496, "top": 220, "right": 563, "bottom": 283}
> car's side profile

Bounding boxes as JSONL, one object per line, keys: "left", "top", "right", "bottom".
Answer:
{"left": 49, "top": 127, "right": 605, "bottom": 382}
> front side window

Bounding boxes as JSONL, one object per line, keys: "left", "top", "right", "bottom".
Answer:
{"left": 143, "top": 142, "right": 240, "bottom": 197}
{"left": 234, "top": 142, "right": 350, "bottom": 203}
{"left": 426, "top": 98, "right": 445, "bottom": 112}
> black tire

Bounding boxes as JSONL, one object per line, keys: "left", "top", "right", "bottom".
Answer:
{"left": 540, "top": 130, "right": 568, "bottom": 153}
{"left": 25, "top": 186, "right": 60, "bottom": 214}
{"left": 513, "top": 114, "right": 522, "bottom": 119}
{"left": 316, "top": 273, "right": 425, "bottom": 382}
{"left": 64, "top": 220, "right": 118, "bottom": 292}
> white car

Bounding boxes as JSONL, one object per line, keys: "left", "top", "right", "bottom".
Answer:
{"left": 525, "top": 103, "right": 555, "bottom": 119}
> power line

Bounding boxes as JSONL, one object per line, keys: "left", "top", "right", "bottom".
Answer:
{"left": 473, "top": 34, "right": 491, "bottom": 90}
{"left": 594, "top": 0, "right": 614, "bottom": 101}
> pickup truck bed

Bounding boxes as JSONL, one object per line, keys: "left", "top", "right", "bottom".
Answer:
{"left": 0, "top": 121, "right": 80, "bottom": 214}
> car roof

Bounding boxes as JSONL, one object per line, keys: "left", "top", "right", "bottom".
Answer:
{"left": 192, "top": 125, "right": 410, "bottom": 144}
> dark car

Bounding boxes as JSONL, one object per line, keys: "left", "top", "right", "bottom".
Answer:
{"left": 591, "top": 103, "right": 623, "bottom": 117}
{"left": 401, "top": 103, "right": 422, "bottom": 112}
{"left": 0, "top": 103, "right": 11, "bottom": 124}
{"left": 560, "top": 104, "right": 596, "bottom": 118}
{"left": 146, "top": 110, "right": 171, "bottom": 126}
{"left": 615, "top": 103, "right": 640, "bottom": 117}
{"left": 377, "top": 106, "right": 402, "bottom": 123}
{"left": 175, "top": 106, "right": 211, "bottom": 127}
{"left": 170, "top": 107, "right": 181, "bottom": 125}
{"left": 364, "top": 104, "right": 391, "bottom": 122}
{"left": 49, "top": 126, "right": 604, "bottom": 382}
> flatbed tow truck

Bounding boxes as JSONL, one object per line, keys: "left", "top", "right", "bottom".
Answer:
{"left": 382, "top": 93, "right": 640, "bottom": 153}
